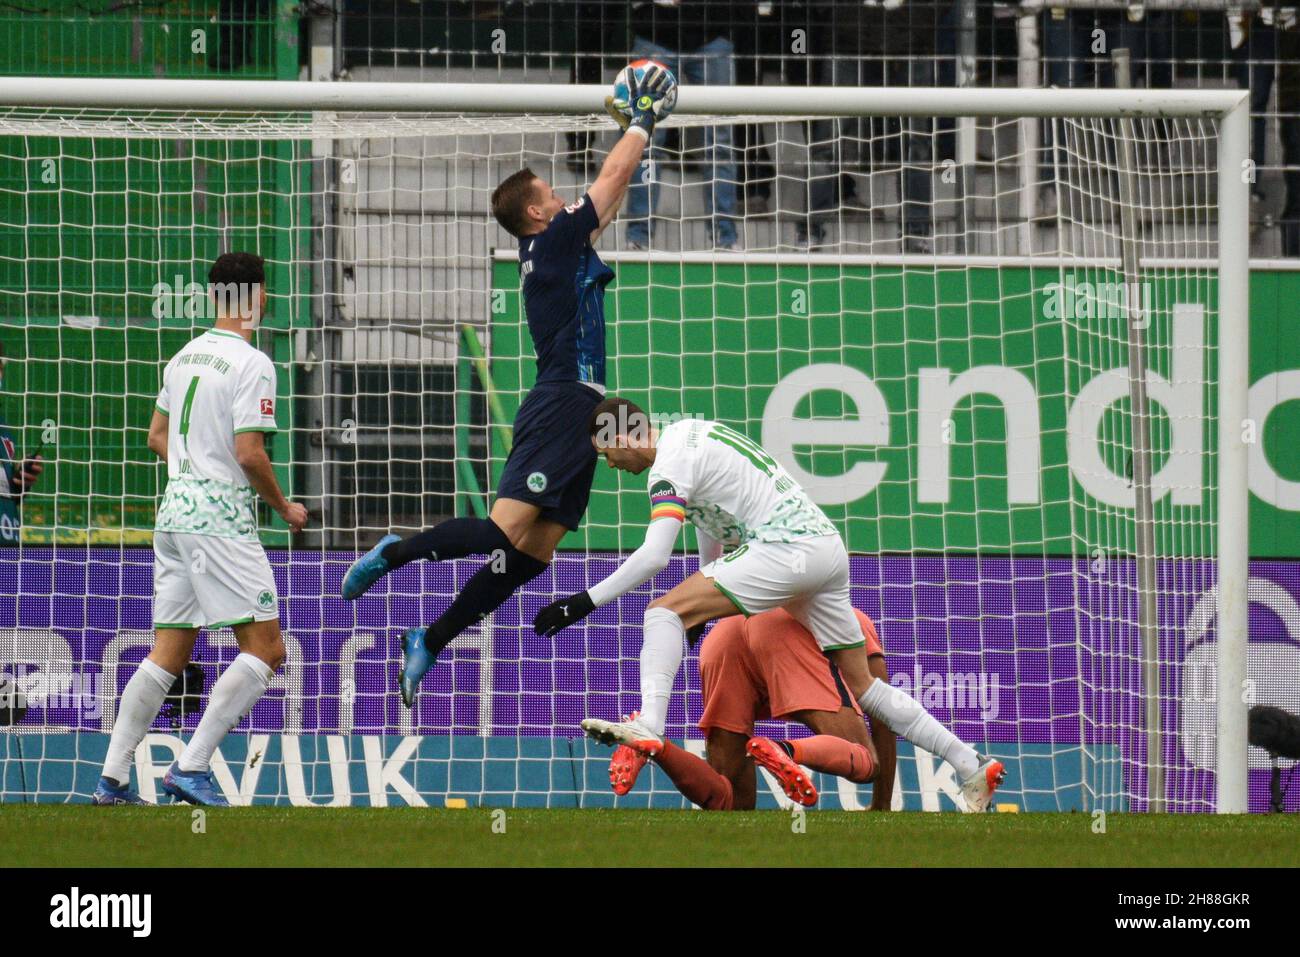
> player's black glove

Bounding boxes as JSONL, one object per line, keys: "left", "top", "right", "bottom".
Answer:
{"left": 534, "top": 591, "right": 596, "bottom": 637}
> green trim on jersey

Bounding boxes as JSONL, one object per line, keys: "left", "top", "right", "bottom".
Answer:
{"left": 206, "top": 329, "right": 246, "bottom": 341}
{"left": 720, "top": 543, "right": 750, "bottom": 563}
{"left": 209, "top": 615, "right": 255, "bottom": 628}
{"left": 821, "top": 639, "right": 866, "bottom": 651}
{"left": 710, "top": 579, "right": 751, "bottom": 616}
{"left": 153, "top": 621, "right": 199, "bottom": 630}
{"left": 155, "top": 403, "right": 169, "bottom": 416}
{"left": 233, "top": 426, "right": 278, "bottom": 434}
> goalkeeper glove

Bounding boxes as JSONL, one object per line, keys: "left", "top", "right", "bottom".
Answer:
{"left": 603, "top": 95, "right": 632, "bottom": 133}
{"left": 534, "top": 591, "right": 596, "bottom": 637}
{"left": 616, "top": 63, "right": 675, "bottom": 138}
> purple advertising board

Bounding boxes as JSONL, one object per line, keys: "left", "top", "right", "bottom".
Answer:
{"left": 2, "top": 548, "right": 1299, "bottom": 811}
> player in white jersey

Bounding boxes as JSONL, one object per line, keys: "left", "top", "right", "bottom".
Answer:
{"left": 534, "top": 396, "right": 1005, "bottom": 811}
{"left": 93, "top": 252, "right": 308, "bottom": 807}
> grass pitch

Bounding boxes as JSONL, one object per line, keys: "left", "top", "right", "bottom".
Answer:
{"left": 3, "top": 805, "right": 1297, "bottom": 867}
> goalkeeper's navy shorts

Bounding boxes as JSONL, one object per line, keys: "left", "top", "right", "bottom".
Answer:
{"left": 495, "top": 380, "right": 601, "bottom": 531}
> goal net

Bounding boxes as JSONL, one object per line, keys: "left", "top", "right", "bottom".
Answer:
{"left": 0, "top": 81, "right": 1254, "bottom": 812}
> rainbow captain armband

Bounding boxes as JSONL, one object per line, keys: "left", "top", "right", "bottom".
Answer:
{"left": 649, "top": 480, "right": 687, "bottom": 522}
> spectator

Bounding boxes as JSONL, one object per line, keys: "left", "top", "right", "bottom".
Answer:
{"left": 804, "top": 0, "right": 944, "bottom": 252}
{"left": 733, "top": 1, "right": 815, "bottom": 217}
{"left": 1229, "top": 7, "right": 1300, "bottom": 254}
{"left": 566, "top": 2, "right": 623, "bottom": 177}
{"left": 1274, "top": 11, "right": 1300, "bottom": 255}
{"left": 0, "top": 343, "right": 44, "bottom": 545}
{"left": 624, "top": 0, "right": 741, "bottom": 250}
{"left": 732, "top": 0, "right": 781, "bottom": 214}
{"left": 1115, "top": 9, "right": 1173, "bottom": 90}
{"left": 1039, "top": 5, "right": 1122, "bottom": 194}
{"left": 1232, "top": 7, "right": 1274, "bottom": 208}
{"left": 1229, "top": 8, "right": 1278, "bottom": 207}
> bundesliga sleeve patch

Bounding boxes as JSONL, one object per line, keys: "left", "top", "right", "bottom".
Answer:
{"left": 649, "top": 479, "right": 686, "bottom": 522}
{"left": 260, "top": 398, "right": 274, "bottom": 415}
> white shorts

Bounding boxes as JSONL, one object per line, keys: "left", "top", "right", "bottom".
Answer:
{"left": 152, "top": 530, "right": 279, "bottom": 629}
{"left": 701, "top": 534, "right": 864, "bottom": 652}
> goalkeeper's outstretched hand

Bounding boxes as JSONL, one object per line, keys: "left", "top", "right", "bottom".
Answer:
{"left": 625, "top": 63, "right": 676, "bottom": 137}
{"left": 534, "top": 591, "right": 596, "bottom": 637}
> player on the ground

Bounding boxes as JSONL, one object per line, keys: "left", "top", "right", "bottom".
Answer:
{"left": 590, "top": 606, "right": 898, "bottom": 810}
{"left": 338, "top": 65, "right": 677, "bottom": 708}
{"left": 536, "top": 397, "right": 1005, "bottom": 811}
{"left": 93, "top": 252, "right": 307, "bottom": 807}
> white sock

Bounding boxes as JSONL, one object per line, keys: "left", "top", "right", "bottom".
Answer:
{"left": 178, "top": 653, "right": 273, "bottom": 774}
{"left": 102, "top": 658, "right": 175, "bottom": 784}
{"left": 859, "top": 679, "right": 981, "bottom": 781}
{"left": 638, "top": 607, "right": 685, "bottom": 737}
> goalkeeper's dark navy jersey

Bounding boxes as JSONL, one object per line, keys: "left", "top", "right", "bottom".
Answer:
{"left": 518, "top": 193, "right": 615, "bottom": 387}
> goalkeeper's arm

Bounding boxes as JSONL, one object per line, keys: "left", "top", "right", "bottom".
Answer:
{"left": 588, "top": 63, "right": 673, "bottom": 236}
{"left": 586, "top": 128, "right": 651, "bottom": 238}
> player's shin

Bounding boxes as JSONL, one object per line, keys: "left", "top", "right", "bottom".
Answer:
{"left": 787, "top": 736, "right": 875, "bottom": 784}
{"left": 639, "top": 606, "right": 686, "bottom": 736}
{"left": 177, "top": 652, "right": 274, "bottom": 773}
{"left": 102, "top": 658, "right": 175, "bottom": 784}
{"left": 858, "top": 679, "right": 981, "bottom": 781}
{"left": 424, "top": 546, "right": 548, "bottom": 652}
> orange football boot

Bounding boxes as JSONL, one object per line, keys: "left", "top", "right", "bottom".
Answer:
{"left": 746, "top": 737, "right": 818, "bottom": 807}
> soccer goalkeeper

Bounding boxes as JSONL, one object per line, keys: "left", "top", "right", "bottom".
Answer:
{"left": 340, "top": 65, "right": 676, "bottom": 708}
{"left": 536, "top": 397, "right": 1005, "bottom": 812}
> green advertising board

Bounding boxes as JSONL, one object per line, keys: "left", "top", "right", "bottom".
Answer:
{"left": 489, "top": 258, "right": 1300, "bottom": 558}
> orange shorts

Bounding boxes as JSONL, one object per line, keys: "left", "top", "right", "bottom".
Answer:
{"left": 698, "top": 607, "right": 884, "bottom": 736}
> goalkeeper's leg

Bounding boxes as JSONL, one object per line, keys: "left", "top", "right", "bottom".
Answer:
{"left": 340, "top": 517, "right": 509, "bottom": 601}
{"left": 379, "top": 515, "right": 512, "bottom": 569}
{"left": 343, "top": 499, "right": 544, "bottom": 601}
{"left": 398, "top": 514, "right": 560, "bottom": 707}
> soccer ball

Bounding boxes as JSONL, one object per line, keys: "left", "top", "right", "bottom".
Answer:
{"left": 610, "top": 59, "right": 678, "bottom": 124}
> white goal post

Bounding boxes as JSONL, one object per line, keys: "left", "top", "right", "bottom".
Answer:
{"left": 0, "top": 76, "right": 1250, "bottom": 813}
